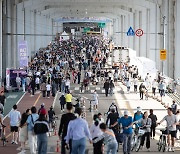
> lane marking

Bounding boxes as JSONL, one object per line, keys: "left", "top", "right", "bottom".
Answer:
{"left": 6, "top": 93, "right": 41, "bottom": 139}
{"left": 33, "top": 93, "right": 42, "bottom": 106}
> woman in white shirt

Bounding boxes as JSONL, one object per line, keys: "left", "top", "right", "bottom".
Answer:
{"left": 90, "top": 114, "right": 103, "bottom": 154}
{"left": 92, "top": 90, "right": 99, "bottom": 110}
{"left": 46, "top": 83, "right": 51, "bottom": 98}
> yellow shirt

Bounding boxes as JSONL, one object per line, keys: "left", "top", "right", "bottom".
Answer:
{"left": 65, "top": 94, "right": 72, "bottom": 103}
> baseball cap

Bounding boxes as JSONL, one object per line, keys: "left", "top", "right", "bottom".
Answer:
{"left": 137, "top": 107, "right": 142, "bottom": 112}
{"left": 40, "top": 108, "right": 46, "bottom": 115}
{"left": 124, "top": 110, "right": 129, "bottom": 116}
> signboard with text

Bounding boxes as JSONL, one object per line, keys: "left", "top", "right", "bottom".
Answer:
{"left": 18, "top": 41, "right": 28, "bottom": 68}
{"left": 160, "top": 49, "right": 167, "bottom": 60}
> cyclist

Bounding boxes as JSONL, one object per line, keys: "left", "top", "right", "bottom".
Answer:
{"left": 48, "top": 106, "right": 56, "bottom": 131}
{"left": 157, "top": 107, "right": 179, "bottom": 152}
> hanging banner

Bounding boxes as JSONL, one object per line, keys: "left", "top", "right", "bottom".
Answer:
{"left": 18, "top": 41, "right": 28, "bottom": 68}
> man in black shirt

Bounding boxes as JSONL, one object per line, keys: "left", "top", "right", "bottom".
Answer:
{"left": 58, "top": 103, "right": 76, "bottom": 154}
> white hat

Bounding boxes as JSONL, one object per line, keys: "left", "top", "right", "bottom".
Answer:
{"left": 124, "top": 110, "right": 129, "bottom": 116}
{"left": 137, "top": 107, "right": 142, "bottom": 112}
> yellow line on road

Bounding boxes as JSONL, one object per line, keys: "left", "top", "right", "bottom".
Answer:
{"left": 33, "top": 93, "right": 42, "bottom": 106}
{"left": 6, "top": 93, "right": 41, "bottom": 139}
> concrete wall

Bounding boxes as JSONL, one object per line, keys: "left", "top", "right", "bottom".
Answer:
{"left": 2, "top": 0, "right": 55, "bottom": 78}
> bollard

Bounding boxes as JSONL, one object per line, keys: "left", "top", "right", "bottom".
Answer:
{"left": 56, "top": 140, "right": 60, "bottom": 152}
{"left": 54, "top": 128, "right": 57, "bottom": 136}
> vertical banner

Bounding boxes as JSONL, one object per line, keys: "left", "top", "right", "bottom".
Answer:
{"left": 6, "top": 68, "right": 10, "bottom": 90}
{"left": 18, "top": 41, "right": 28, "bottom": 68}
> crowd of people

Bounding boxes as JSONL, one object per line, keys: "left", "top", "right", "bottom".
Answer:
{"left": 0, "top": 33, "right": 179, "bottom": 154}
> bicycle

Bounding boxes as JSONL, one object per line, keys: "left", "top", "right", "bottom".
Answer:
{"left": 131, "top": 124, "right": 146, "bottom": 152}
{"left": 157, "top": 128, "right": 169, "bottom": 152}
{"left": 1, "top": 125, "right": 8, "bottom": 146}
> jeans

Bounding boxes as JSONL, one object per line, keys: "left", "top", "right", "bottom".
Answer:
{"left": 28, "top": 131, "right": 37, "bottom": 154}
{"left": 107, "top": 141, "right": 118, "bottom": 154}
{"left": 71, "top": 137, "right": 86, "bottom": 154}
{"left": 37, "top": 133, "right": 48, "bottom": 154}
{"left": 123, "top": 133, "right": 132, "bottom": 154}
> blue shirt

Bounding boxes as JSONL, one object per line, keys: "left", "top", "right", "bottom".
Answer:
{"left": 26, "top": 114, "right": 39, "bottom": 131}
{"left": 118, "top": 116, "right": 133, "bottom": 134}
{"left": 133, "top": 113, "right": 143, "bottom": 127}
{"left": 65, "top": 117, "right": 92, "bottom": 143}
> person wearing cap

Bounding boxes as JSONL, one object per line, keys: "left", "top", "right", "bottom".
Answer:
{"left": 133, "top": 107, "right": 143, "bottom": 128}
{"left": 34, "top": 108, "right": 49, "bottom": 154}
{"left": 111, "top": 110, "right": 133, "bottom": 154}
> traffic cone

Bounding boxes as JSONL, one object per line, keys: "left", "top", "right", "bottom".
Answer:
{"left": 54, "top": 128, "right": 57, "bottom": 136}
{"left": 56, "top": 140, "right": 60, "bottom": 152}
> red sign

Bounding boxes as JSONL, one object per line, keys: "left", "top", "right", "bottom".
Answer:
{"left": 135, "top": 29, "right": 144, "bottom": 37}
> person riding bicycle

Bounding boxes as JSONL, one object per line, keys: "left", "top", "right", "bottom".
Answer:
{"left": 157, "top": 107, "right": 179, "bottom": 152}
{"left": 48, "top": 106, "right": 56, "bottom": 131}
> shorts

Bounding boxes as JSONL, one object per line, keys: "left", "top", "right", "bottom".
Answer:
{"left": 11, "top": 126, "right": 18, "bottom": 132}
{"left": 170, "top": 131, "right": 176, "bottom": 138}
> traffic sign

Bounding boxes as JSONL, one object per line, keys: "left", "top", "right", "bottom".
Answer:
{"left": 127, "top": 27, "right": 135, "bottom": 36}
{"left": 160, "top": 49, "right": 167, "bottom": 60}
{"left": 135, "top": 29, "right": 144, "bottom": 37}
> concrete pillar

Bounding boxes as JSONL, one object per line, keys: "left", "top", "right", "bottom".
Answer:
{"left": 139, "top": 9, "right": 147, "bottom": 57}
{"left": 128, "top": 13, "right": 134, "bottom": 48}
{"left": 175, "top": 0, "right": 180, "bottom": 79}
{"left": 146, "top": 9, "right": 150, "bottom": 58}
{"left": 133, "top": 10, "right": 140, "bottom": 55}
{"left": 167, "top": 0, "right": 175, "bottom": 78}
{"left": 155, "top": 4, "right": 161, "bottom": 71}
{"left": 0, "top": 0, "right": 2, "bottom": 83}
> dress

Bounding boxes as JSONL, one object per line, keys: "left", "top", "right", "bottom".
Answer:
{"left": 19, "top": 125, "right": 28, "bottom": 142}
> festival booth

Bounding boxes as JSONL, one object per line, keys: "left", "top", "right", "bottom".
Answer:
{"left": 60, "top": 31, "right": 70, "bottom": 41}
{"left": 6, "top": 68, "right": 27, "bottom": 91}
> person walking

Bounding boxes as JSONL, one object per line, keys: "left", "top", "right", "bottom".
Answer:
{"left": 112, "top": 110, "right": 133, "bottom": 154}
{"left": 46, "top": 82, "right": 51, "bottom": 98}
{"left": 94, "top": 123, "right": 118, "bottom": 154}
{"left": 152, "top": 79, "right": 158, "bottom": 97}
{"left": 157, "top": 107, "right": 179, "bottom": 152}
{"left": 8, "top": 105, "right": 21, "bottom": 144}
{"left": 103, "top": 79, "right": 109, "bottom": 97}
{"left": 34, "top": 108, "right": 49, "bottom": 154}
{"left": 171, "top": 100, "right": 177, "bottom": 114}
{"left": 65, "top": 91, "right": 72, "bottom": 104}
{"left": 59, "top": 93, "right": 66, "bottom": 112}
{"left": 19, "top": 110, "right": 30, "bottom": 153}
{"left": 26, "top": 106, "right": 39, "bottom": 154}
{"left": 58, "top": 103, "right": 76, "bottom": 154}
{"left": 109, "top": 80, "right": 115, "bottom": 96}
{"left": 90, "top": 114, "right": 103, "bottom": 154}
{"left": 139, "top": 83, "right": 146, "bottom": 100}
{"left": 41, "top": 82, "right": 46, "bottom": 97}
{"left": 135, "top": 111, "right": 152, "bottom": 151}
{"left": 92, "top": 90, "right": 99, "bottom": 111}
{"left": 148, "top": 109, "right": 157, "bottom": 139}
{"left": 65, "top": 107, "right": 92, "bottom": 154}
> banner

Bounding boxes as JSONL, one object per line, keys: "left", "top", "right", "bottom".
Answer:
{"left": 18, "top": 41, "right": 28, "bottom": 68}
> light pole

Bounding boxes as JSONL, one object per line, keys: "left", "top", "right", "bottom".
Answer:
{"left": 162, "top": 16, "right": 166, "bottom": 76}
